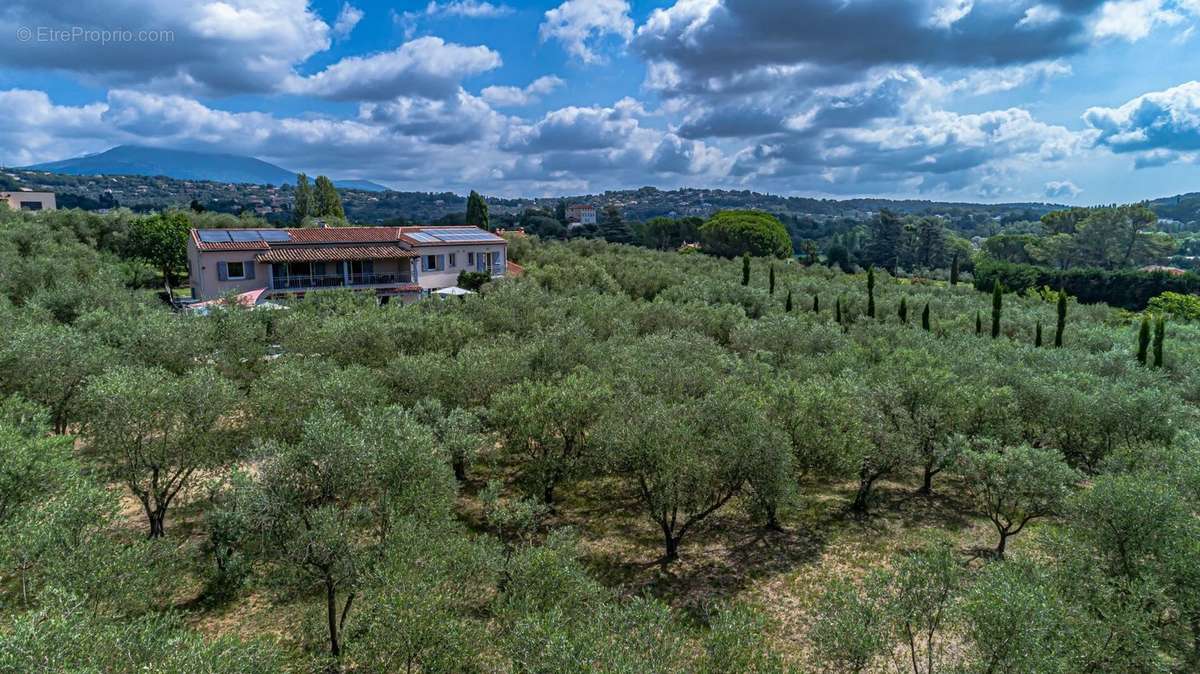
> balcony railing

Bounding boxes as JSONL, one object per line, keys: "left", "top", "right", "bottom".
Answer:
{"left": 270, "top": 273, "right": 411, "bottom": 290}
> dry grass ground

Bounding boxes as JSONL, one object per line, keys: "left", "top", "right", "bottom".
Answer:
{"left": 101, "top": 446, "right": 1029, "bottom": 669}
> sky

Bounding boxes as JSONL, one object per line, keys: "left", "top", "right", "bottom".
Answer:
{"left": 0, "top": 1, "right": 1199, "bottom": 204}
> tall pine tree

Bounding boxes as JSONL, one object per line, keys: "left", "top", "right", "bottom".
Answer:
{"left": 599, "top": 204, "right": 633, "bottom": 244}
{"left": 898, "top": 297, "right": 908, "bottom": 324}
{"left": 949, "top": 252, "right": 960, "bottom": 286}
{"left": 1035, "top": 321, "right": 1043, "bottom": 347}
{"left": 742, "top": 253, "right": 751, "bottom": 286}
{"left": 769, "top": 264, "right": 776, "bottom": 295}
{"left": 865, "top": 209, "right": 903, "bottom": 272}
{"left": 785, "top": 290, "right": 793, "bottom": 312}
{"left": 921, "top": 302, "right": 930, "bottom": 331}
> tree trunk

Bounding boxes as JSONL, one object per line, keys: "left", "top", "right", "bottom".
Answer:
{"left": 851, "top": 475, "right": 876, "bottom": 516}
{"left": 148, "top": 508, "right": 166, "bottom": 539}
{"left": 326, "top": 577, "right": 341, "bottom": 659}
{"left": 917, "top": 463, "right": 935, "bottom": 495}
{"left": 659, "top": 522, "right": 679, "bottom": 564}
{"left": 764, "top": 507, "right": 784, "bottom": 532}
{"left": 995, "top": 531, "right": 1008, "bottom": 560}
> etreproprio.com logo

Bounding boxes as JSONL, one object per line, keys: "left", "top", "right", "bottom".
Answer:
{"left": 16, "top": 26, "right": 175, "bottom": 45}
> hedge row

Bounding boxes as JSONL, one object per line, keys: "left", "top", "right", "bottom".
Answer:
{"left": 973, "top": 259, "right": 1200, "bottom": 310}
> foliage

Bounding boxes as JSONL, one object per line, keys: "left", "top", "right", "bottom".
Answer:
{"left": 700, "top": 210, "right": 792, "bottom": 259}
{"left": 466, "top": 190, "right": 490, "bottom": 230}
{"left": 956, "top": 443, "right": 1078, "bottom": 557}
{"left": 126, "top": 210, "right": 190, "bottom": 283}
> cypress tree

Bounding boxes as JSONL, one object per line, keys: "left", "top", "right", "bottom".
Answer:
{"left": 976, "top": 311, "right": 982, "bottom": 335}
{"left": 921, "top": 302, "right": 930, "bottom": 331}
{"left": 991, "top": 280, "right": 1003, "bottom": 339}
{"left": 1035, "top": 321, "right": 1043, "bottom": 347}
{"left": 1137, "top": 316, "right": 1151, "bottom": 365}
{"left": 866, "top": 266, "right": 876, "bottom": 318}
{"left": 949, "top": 253, "right": 960, "bottom": 286}
{"left": 898, "top": 297, "right": 908, "bottom": 324}
{"left": 1054, "top": 290, "right": 1067, "bottom": 347}
{"left": 1153, "top": 316, "right": 1165, "bottom": 368}
{"left": 813, "top": 295, "right": 819, "bottom": 313}
{"left": 785, "top": 290, "right": 793, "bottom": 312}
{"left": 769, "top": 264, "right": 776, "bottom": 295}
{"left": 465, "top": 190, "right": 490, "bottom": 230}
{"left": 742, "top": 253, "right": 751, "bottom": 286}
{"left": 836, "top": 298, "right": 843, "bottom": 325}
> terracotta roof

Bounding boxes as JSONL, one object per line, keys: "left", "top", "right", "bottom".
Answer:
{"left": 285, "top": 227, "right": 403, "bottom": 243}
{"left": 256, "top": 245, "right": 418, "bottom": 263}
{"left": 506, "top": 260, "right": 525, "bottom": 277}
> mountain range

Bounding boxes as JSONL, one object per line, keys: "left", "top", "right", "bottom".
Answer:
{"left": 22, "top": 145, "right": 389, "bottom": 192}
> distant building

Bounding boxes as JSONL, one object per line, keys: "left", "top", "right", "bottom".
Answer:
{"left": 0, "top": 191, "right": 56, "bottom": 211}
{"left": 187, "top": 225, "right": 509, "bottom": 302}
{"left": 566, "top": 203, "right": 597, "bottom": 226}
{"left": 1140, "top": 265, "right": 1188, "bottom": 276}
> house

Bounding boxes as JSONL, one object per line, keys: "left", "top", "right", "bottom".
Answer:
{"left": 0, "top": 191, "right": 56, "bottom": 211}
{"left": 187, "top": 225, "right": 508, "bottom": 302}
{"left": 566, "top": 204, "right": 597, "bottom": 226}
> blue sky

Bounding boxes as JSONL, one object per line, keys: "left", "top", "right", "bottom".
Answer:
{"left": 1, "top": 1, "right": 1199, "bottom": 204}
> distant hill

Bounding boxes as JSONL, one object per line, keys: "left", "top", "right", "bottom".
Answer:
{"left": 331, "top": 179, "right": 389, "bottom": 192}
{"left": 23, "top": 145, "right": 388, "bottom": 191}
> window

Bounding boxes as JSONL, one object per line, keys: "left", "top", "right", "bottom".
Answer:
{"left": 18, "top": 201, "right": 42, "bottom": 211}
{"left": 226, "top": 261, "right": 246, "bottom": 279}
{"left": 426, "top": 255, "right": 437, "bottom": 271}
{"left": 467, "top": 252, "right": 475, "bottom": 266}
{"left": 448, "top": 253, "right": 456, "bottom": 268}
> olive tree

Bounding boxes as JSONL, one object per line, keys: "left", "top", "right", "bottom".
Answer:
{"left": 607, "top": 392, "right": 754, "bottom": 562}
{"left": 490, "top": 368, "right": 613, "bottom": 505}
{"left": 237, "top": 404, "right": 453, "bottom": 660}
{"left": 412, "top": 398, "right": 485, "bottom": 482}
{"left": 956, "top": 443, "right": 1078, "bottom": 558}
{"left": 82, "top": 365, "right": 238, "bottom": 538}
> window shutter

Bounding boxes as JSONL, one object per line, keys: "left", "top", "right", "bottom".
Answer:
{"left": 245, "top": 261, "right": 256, "bottom": 280}
{"left": 217, "top": 262, "right": 228, "bottom": 281}
{"left": 437, "top": 254, "right": 445, "bottom": 271}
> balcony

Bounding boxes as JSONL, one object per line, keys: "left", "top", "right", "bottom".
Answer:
{"left": 270, "top": 272, "right": 412, "bottom": 291}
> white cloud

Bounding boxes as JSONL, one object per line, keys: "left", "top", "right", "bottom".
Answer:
{"left": 1084, "top": 80, "right": 1200, "bottom": 160}
{"left": 0, "top": 0, "right": 334, "bottom": 95}
{"left": 481, "top": 76, "right": 565, "bottom": 107}
{"left": 928, "top": 0, "right": 974, "bottom": 29}
{"left": 1044, "top": 180, "right": 1082, "bottom": 198}
{"left": 540, "top": 0, "right": 634, "bottom": 64}
{"left": 1092, "top": 0, "right": 1183, "bottom": 42}
{"left": 281, "top": 37, "right": 501, "bottom": 101}
{"left": 1017, "top": 4, "right": 1064, "bottom": 29}
{"left": 425, "top": 0, "right": 513, "bottom": 18}
{"left": 332, "top": 3, "right": 364, "bottom": 39}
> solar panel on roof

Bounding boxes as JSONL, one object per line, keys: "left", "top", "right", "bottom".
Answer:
{"left": 258, "top": 230, "right": 291, "bottom": 242}
{"left": 197, "top": 230, "right": 232, "bottom": 243}
{"left": 409, "top": 233, "right": 438, "bottom": 242}
{"left": 229, "top": 230, "right": 263, "bottom": 242}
